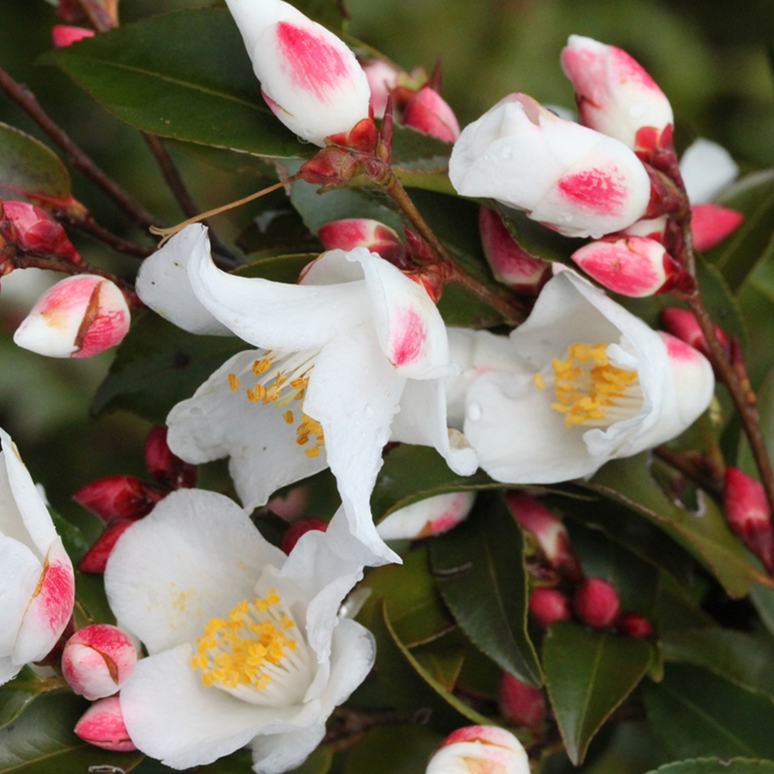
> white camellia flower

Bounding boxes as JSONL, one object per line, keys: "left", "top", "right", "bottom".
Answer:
{"left": 105, "top": 489, "right": 374, "bottom": 774}
{"left": 448, "top": 270, "right": 715, "bottom": 484}
{"left": 136, "top": 225, "right": 477, "bottom": 566}
{"left": 426, "top": 725, "right": 531, "bottom": 774}
{"left": 0, "top": 427, "right": 75, "bottom": 685}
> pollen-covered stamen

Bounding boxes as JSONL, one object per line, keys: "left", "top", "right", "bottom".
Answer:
{"left": 534, "top": 342, "right": 642, "bottom": 427}
{"left": 191, "top": 588, "right": 314, "bottom": 707}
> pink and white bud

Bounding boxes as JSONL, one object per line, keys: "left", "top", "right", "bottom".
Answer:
{"left": 224, "top": 0, "right": 372, "bottom": 146}
{"left": 78, "top": 519, "right": 134, "bottom": 574}
{"left": 723, "top": 466, "right": 774, "bottom": 572}
{"left": 51, "top": 25, "right": 95, "bottom": 47}
{"left": 62, "top": 624, "right": 137, "bottom": 700}
{"left": 74, "top": 695, "right": 136, "bottom": 752}
{"left": 281, "top": 518, "right": 328, "bottom": 554}
{"left": 2, "top": 201, "right": 81, "bottom": 263}
{"left": 572, "top": 577, "right": 620, "bottom": 628}
{"left": 14, "top": 274, "right": 130, "bottom": 358}
{"left": 571, "top": 236, "right": 679, "bottom": 297}
{"left": 660, "top": 307, "right": 730, "bottom": 362}
{"left": 498, "top": 673, "right": 546, "bottom": 730}
{"left": 619, "top": 215, "right": 667, "bottom": 242}
{"left": 72, "top": 475, "right": 164, "bottom": 522}
{"left": 401, "top": 85, "right": 460, "bottom": 143}
{"left": 528, "top": 588, "right": 570, "bottom": 628}
{"left": 560, "top": 35, "right": 673, "bottom": 152}
{"left": 318, "top": 219, "right": 406, "bottom": 265}
{"left": 618, "top": 612, "right": 653, "bottom": 639}
{"left": 449, "top": 93, "right": 651, "bottom": 239}
{"left": 690, "top": 204, "right": 743, "bottom": 251}
{"left": 506, "top": 493, "right": 581, "bottom": 578}
{"left": 478, "top": 207, "right": 551, "bottom": 294}
{"left": 362, "top": 59, "right": 401, "bottom": 118}
{"left": 376, "top": 491, "right": 476, "bottom": 541}
{"left": 426, "top": 725, "right": 530, "bottom": 774}
{"left": 144, "top": 426, "right": 197, "bottom": 490}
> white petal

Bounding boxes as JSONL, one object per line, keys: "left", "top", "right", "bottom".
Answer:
{"left": 680, "top": 138, "right": 739, "bottom": 203}
{"left": 0, "top": 537, "right": 41, "bottom": 667}
{"left": 325, "top": 618, "right": 375, "bottom": 707}
{"left": 250, "top": 723, "right": 326, "bottom": 774}
{"left": 105, "top": 490, "right": 285, "bottom": 654}
{"left": 135, "top": 225, "right": 233, "bottom": 336}
{"left": 377, "top": 491, "right": 476, "bottom": 540}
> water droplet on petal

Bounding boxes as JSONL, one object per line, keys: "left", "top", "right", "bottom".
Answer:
{"left": 501, "top": 144, "right": 513, "bottom": 159}
{"left": 468, "top": 402, "right": 482, "bottom": 422}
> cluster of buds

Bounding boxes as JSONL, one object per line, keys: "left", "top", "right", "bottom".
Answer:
{"left": 74, "top": 425, "right": 196, "bottom": 572}
{"left": 498, "top": 673, "right": 546, "bottom": 732}
{"left": 0, "top": 199, "right": 82, "bottom": 264}
{"left": 425, "top": 725, "right": 530, "bottom": 774}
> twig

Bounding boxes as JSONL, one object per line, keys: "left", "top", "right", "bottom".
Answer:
{"left": 654, "top": 445, "right": 723, "bottom": 500}
{"left": 59, "top": 213, "right": 153, "bottom": 258}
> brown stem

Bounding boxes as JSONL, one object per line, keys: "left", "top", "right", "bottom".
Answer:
{"left": 654, "top": 445, "right": 723, "bottom": 499}
{"left": 60, "top": 214, "right": 153, "bottom": 258}
{"left": 0, "top": 64, "right": 160, "bottom": 230}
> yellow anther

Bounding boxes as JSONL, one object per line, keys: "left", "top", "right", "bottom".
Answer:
{"left": 305, "top": 447, "right": 320, "bottom": 458}
{"left": 283, "top": 410, "right": 294, "bottom": 424}
{"left": 252, "top": 358, "right": 272, "bottom": 374}
{"left": 533, "top": 373, "right": 546, "bottom": 390}
{"left": 227, "top": 373, "right": 240, "bottom": 391}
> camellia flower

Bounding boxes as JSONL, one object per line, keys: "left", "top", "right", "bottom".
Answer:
{"left": 449, "top": 93, "right": 651, "bottom": 239}
{"left": 105, "top": 489, "right": 374, "bottom": 774}
{"left": 136, "top": 224, "right": 477, "bottom": 565}
{"left": 0, "top": 427, "right": 75, "bottom": 685}
{"left": 448, "top": 269, "right": 714, "bottom": 484}
{"left": 224, "top": 0, "right": 372, "bottom": 146}
{"left": 426, "top": 725, "right": 530, "bottom": 774}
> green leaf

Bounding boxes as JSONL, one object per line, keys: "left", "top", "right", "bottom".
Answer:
{"left": 44, "top": 9, "right": 304, "bottom": 159}
{"left": 411, "top": 629, "right": 467, "bottom": 692}
{"left": 644, "top": 664, "right": 774, "bottom": 760}
{"left": 391, "top": 125, "right": 456, "bottom": 194}
{"left": 431, "top": 492, "right": 542, "bottom": 687}
{"left": 0, "top": 692, "right": 144, "bottom": 772}
{"left": 91, "top": 312, "right": 244, "bottom": 422}
{"left": 750, "top": 582, "right": 774, "bottom": 637}
{"left": 645, "top": 761, "right": 774, "bottom": 774}
{"left": 0, "top": 668, "right": 66, "bottom": 732}
{"left": 497, "top": 203, "right": 576, "bottom": 263}
{"left": 343, "top": 725, "right": 442, "bottom": 774}
{"left": 543, "top": 620, "right": 653, "bottom": 765}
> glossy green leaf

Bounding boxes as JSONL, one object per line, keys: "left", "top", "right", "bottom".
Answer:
{"left": 343, "top": 725, "right": 442, "bottom": 774}
{"left": 644, "top": 664, "right": 774, "bottom": 760}
{"left": 543, "top": 621, "right": 653, "bottom": 765}
{"left": 0, "top": 692, "right": 144, "bottom": 772}
{"left": 431, "top": 492, "right": 542, "bottom": 687}
{"left": 391, "top": 125, "right": 456, "bottom": 194}
{"left": 45, "top": 9, "right": 304, "bottom": 159}
{"left": 91, "top": 313, "right": 245, "bottom": 422}
{"left": 497, "top": 203, "right": 576, "bottom": 263}
{"left": 0, "top": 668, "right": 66, "bottom": 732}
{"left": 646, "top": 761, "right": 774, "bottom": 774}
{"left": 411, "top": 629, "right": 467, "bottom": 691}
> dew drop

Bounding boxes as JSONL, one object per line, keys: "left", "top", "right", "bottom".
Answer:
{"left": 500, "top": 144, "right": 513, "bottom": 160}
{"left": 467, "top": 402, "right": 482, "bottom": 422}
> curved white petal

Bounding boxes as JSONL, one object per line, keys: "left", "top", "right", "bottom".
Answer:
{"left": 325, "top": 618, "right": 375, "bottom": 707}
{"left": 0, "top": 537, "right": 42, "bottom": 663}
{"left": 377, "top": 491, "right": 476, "bottom": 540}
{"left": 250, "top": 723, "right": 327, "bottom": 774}
{"left": 680, "top": 138, "right": 739, "bottom": 204}
{"left": 105, "top": 490, "right": 285, "bottom": 654}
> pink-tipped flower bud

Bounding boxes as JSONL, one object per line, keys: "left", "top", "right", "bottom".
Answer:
{"left": 572, "top": 577, "right": 620, "bottom": 628}
{"left": 144, "top": 425, "right": 197, "bottom": 490}
{"left": 560, "top": 35, "right": 673, "bottom": 154}
{"left": 478, "top": 207, "right": 550, "bottom": 294}
{"left": 528, "top": 587, "right": 571, "bottom": 628}
{"left": 318, "top": 219, "right": 406, "bottom": 265}
{"left": 78, "top": 520, "right": 134, "bottom": 574}
{"left": 723, "top": 467, "right": 774, "bottom": 572}
{"left": 73, "top": 475, "right": 165, "bottom": 522}
{"left": 62, "top": 624, "right": 137, "bottom": 700}
{"left": 571, "top": 236, "right": 680, "bottom": 297}
{"left": 224, "top": 0, "right": 372, "bottom": 147}
{"left": 377, "top": 491, "right": 476, "bottom": 541}
{"left": 281, "top": 518, "right": 328, "bottom": 554}
{"left": 362, "top": 59, "right": 401, "bottom": 119}
{"left": 74, "top": 695, "right": 136, "bottom": 752}
{"left": 498, "top": 673, "right": 546, "bottom": 730}
{"left": 660, "top": 307, "right": 730, "bottom": 362}
{"left": 401, "top": 85, "right": 460, "bottom": 143}
{"left": 690, "top": 203, "right": 744, "bottom": 252}
{"left": 450, "top": 93, "right": 651, "bottom": 239}
{"left": 2, "top": 201, "right": 81, "bottom": 263}
{"left": 51, "top": 25, "right": 95, "bottom": 47}
{"left": 426, "top": 725, "right": 530, "bottom": 774}
{"left": 621, "top": 215, "right": 668, "bottom": 243}
{"left": 13, "top": 275, "right": 130, "bottom": 358}
{"left": 506, "top": 493, "right": 581, "bottom": 579}
{"left": 618, "top": 612, "right": 653, "bottom": 639}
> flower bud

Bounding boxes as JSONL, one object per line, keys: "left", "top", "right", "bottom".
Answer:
{"left": 572, "top": 577, "right": 620, "bottom": 628}
{"left": 498, "top": 673, "right": 546, "bottom": 730}
{"left": 78, "top": 520, "right": 135, "bottom": 574}
{"left": 144, "top": 425, "right": 197, "bottom": 490}
{"left": 528, "top": 588, "right": 570, "bottom": 628}
{"left": 660, "top": 307, "right": 730, "bottom": 363}
{"left": 318, "top": 219, "right": 406, "bottom": 265}
{"left": 13, "top": 275, "right": 130, "bottom": 358}
{"left": 62, "top": 624, "right": 137, "bottom": 700}
{"left": 74, "top": 695, "right": 136, "bottom": 752}
{"left": 449, "top": 93, "right": 651, "bottom": 239}
{"left": 376, "top": 491, "right": 476, "bottom": 540}
{"left": 571, "top": 236, "right": 680, "bottom": 297}
{"left": 618, "top": 612, "right": 653, "bottom": 639}
{"left": 362, "top": 59, "right": 401, "bottom": 118}
{"left": 2, "top": 201, "right": 81, "bottom": 263}
{"left": 690, "top": 204, "right": 743, "bottom": 251}
{"left": 478, "top": 207, "right": 550, "bottom": 294}
{"left": 281, "top": 518, "right": 328, "bottom": 554}
{"left": 401, "top": 85, "right": 460, "bottom": 143}
{"left": 224, "top": 0, "right": 372, "bottom": 146}
{"left": 723, "top": 466, "right": 774, "bottom": 572}
{"left": 73, "top": 475, "right": 165, "bottom": 522}
{"left": 426, "top": 725, "right": 530, "bottom": 774}
{"left": 680, "top": 138, "right": 738, "bottom": 204}
{"left": 51, "top": 25, "right": 95, "bottom": 47}
{"left": 560, "top": 35, "right": 673, "bottom": 153}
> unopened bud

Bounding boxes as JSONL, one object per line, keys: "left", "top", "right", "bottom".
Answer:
{"left": 498, "top": 673, "right": 546, "bottom": 730}
{"left": 78, "top": 520, "right": 135, "bottom": 574}
{"left": 318, "top": 219, "right": 406, "bottom": 265}
{"left": 74, "top": 695, "right": 136, "bottom": 752}
{"left": 51, "top": 25, "right": 95, "bottom": 47}
{"left": 426, "top": 725, "right": 530, "bottom": 774}
{"left": 401, "top": 85, "right": 460, "bottom": 143}
{"left": 377, "top": 491, "right": 476, "bottom": 540}
{"left": 572, "top": 577, "right": 620, "bottom": 628}
{"left": 478, "top": 207, "right": 550, "bottom": 294}
{"left": 14, "top": 275, "right": 130, "bottom": 358}
{"left": 73, "top": 475, "right": 165, "bottom": 522}
{"left": 144, "top": 425, "right": 197, "bottom": 490}
{"left": 660, "top": 308, "right": 730, "bottom": 363}
{"left": 690, "top": 204, "right": 743, "bottom": 252}
{"left": 617, "top": 612, "right": 653, "bottom": 639}
{"left": 723, "top": 467, "right": 774, "bottom": 572}
{"left": 281, "top": 518, "right": 328, "bottom": 554}
{"left": 2, "top": 201, "right": 81, "bottom": 263}
{"left": 571, "top": 236, "right": 680, "bottom": 297}
{"left": 362, "top": 59, "right": 401, "bottom": 119}
{"left": 528, "top": 588, "right": 570, "bottom": 628}
{"left": 62, "top": 624, "right": 137, "bottom": 700}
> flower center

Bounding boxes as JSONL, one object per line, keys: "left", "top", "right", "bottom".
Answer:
{"left": 191, "top": 588, "right": 314, "bottom": 706}
{"left": 226, "top": 350, "right": 325, "bottom": 458}
{"left": 534, "top": 342, "right": 641, "bottom": 427}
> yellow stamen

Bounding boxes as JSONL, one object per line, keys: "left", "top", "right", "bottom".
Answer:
{"left": 227, "top": 373, "right": 240, "bottom": 391}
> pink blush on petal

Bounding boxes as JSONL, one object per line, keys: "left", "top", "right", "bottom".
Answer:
{"left": 661, "top": 332, "right": 702, "bottom": 362}
{"left": 557, "top": 168, "right": 625, "bottom": 215}
{"left": 388, "top": 308, "right": 426, "bottom": 367}
{"left": 580, "top": 244, "right": 659, "bottom": 295}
